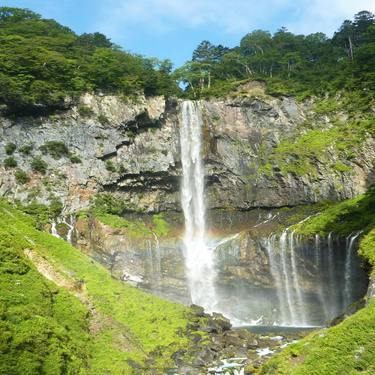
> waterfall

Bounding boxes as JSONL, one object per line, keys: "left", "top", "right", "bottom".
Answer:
{"left": 51, "top": 221, "right": 59, "bottom": 238}
{"left": 50, "top": 216, "right": 75, "bottom": 243}
{"left": 264, "top": 231, "right": 308, "bottom": 326}
{"left": 327, "top": 233, "right": 337, "bottom": 316}
{"left": 279, "top": 231, "right": 297, "bottom": 323}
{"left": 152, "top": 232, "right": 162, "bottom": 287}
{"left": 314, "top": 235, "right": 329, "bottom": 322}
{"left": 63, "top": 215, "right": 75, "bottom": 244}
{"left": 289, "top": 231, "right": 307, "bottom": 325}
{"left": 179, "top": 100, "right": 217, "bottom": 312}
{"left": 344, "top": 231, "right": 362, "bottom": 308}
{"left": 265, "top": 235, "right": 289, "bottom": 324}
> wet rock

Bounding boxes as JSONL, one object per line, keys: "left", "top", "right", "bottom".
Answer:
{"left": 190, "top": 304, "right": 206, "bottom": 317}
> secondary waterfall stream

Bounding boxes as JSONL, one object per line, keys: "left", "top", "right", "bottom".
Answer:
{"left": 180, "top": 100, "right": 217, "bottom": 312}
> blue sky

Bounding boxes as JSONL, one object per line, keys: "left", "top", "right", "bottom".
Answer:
{"left": 2, "top": 0, "right": 375, "bottom": 67}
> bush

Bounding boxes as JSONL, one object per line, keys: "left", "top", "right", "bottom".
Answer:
{"left": 105, "top": 160, "right": 117, "bottom": 172}
{"left": 31, "top": 157, "right": 47, "bottom": 174}
{"left": 40, "top": 141, "right": 69, "bottom": 159}
{"left": 98, "top": 114, "right": 109, "bottom": 125}
{"left": 92, "top": 194, "right": 126, "bottom": 215}
{"left": 78, "top": 105, "right": 94, "bottom": 117}
{"left": 14, "top": 169, "right": 29, "bottom": 184}
{"left": 4, "top": 157, "right": 17, "bottom": 168}
{"left": 69, "top": 154, "right": 82, "bottom": 163}
{"left": 5, "top": 143, "right": 16, "bottom": 155}
{"left": 49, "top": 198, "right": 63, "bottom": 218}
{"left": 19, "top": 144, "right": 33, "bottom": 155}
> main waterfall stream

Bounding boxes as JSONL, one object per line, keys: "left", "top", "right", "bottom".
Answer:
{"left": 179, "top": 100, "right": 218, "bottom": 313}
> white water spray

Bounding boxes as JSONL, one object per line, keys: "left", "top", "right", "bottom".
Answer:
{"left": 344, "top": 231, "right": 362, "bottom": 308}
{"left": 180, "top": 100, "right": 217, "bottom": 312}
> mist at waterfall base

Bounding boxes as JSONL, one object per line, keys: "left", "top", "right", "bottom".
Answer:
{"left": 178, "top": 100, "right": 368, "bottom": 328}
{"left": 213, "top": 231, "right": 368, "bottom": 327}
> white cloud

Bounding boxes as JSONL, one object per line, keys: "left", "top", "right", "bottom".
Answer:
{"left": 97, "top": 0, "right": 375, "bottom": 39}
{"left": 97, "top": 0, "right": 291, "bottom": 36}
{"left": 286, "top": 0, "right": 375, "bottom": 35}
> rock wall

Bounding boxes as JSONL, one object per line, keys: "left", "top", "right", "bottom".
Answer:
{"left": 1, "top": 87, "right": 374, "bottom": 212}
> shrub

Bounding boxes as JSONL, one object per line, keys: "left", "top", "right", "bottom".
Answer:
{"left": 78, "top": 105, "right": 94, "bottom": 117}
{"left": 49, "top": 198, "right": 63, "bottom": 218}
{"left": 98, "top": 114, "right": 109, "bottom": 125}
{"left": 14, "top": 169, "right": 29, "bottom": 184}
{"left": 5, "top": 142, "right": 16, "bottom": 155}
{"left": 31, "top": 157, "right": 47, "bottom": 174}
{"left": 4, "top": 157, "right": 17, "bottom": 168}
{"left": 19, "top": 144, "right": 33, "bottom": 155}
{"left": 105, "top": 160, "right": 117, "bottom": 172}
{"left": 69, "top": 154, "right": 82, "bottom": 163}
{"left": 92, "top": 194, "right": 125, "bottom": 215}
{"left": 40, "top": 141, "right": 69, "bottom": 159}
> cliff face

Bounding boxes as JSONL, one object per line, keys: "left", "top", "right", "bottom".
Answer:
{"left": 1, "top": 86, "right": 374, "bottom": 212}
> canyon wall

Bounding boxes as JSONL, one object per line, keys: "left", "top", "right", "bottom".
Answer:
{"left": 1, "top": 85, "right": 374, "bottom": 213}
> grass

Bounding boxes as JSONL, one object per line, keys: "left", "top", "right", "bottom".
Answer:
{"left": 259, "top": 119, "right": 373, "bottom": 177}
{"left": 0, "top": 200, "right": 194, "bottom": 373}
{"left": 359, "top": 229, "right": 375, "bottom": 278}
{"left": 152, "top": 214, "right": 170, "bottom": 237}
{"left": 258, "top": 299, "right": 375, "bottom": 374}
{"left": 293, "top": 187, "right": 375, "bottom": 237}
{"left": 93, "top": 211, "right": 153, "bottom": 238}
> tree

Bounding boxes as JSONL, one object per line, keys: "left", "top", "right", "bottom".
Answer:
{"left": 0, "top": 7, "right": 40, "bottom": 21}
{"left": 75, "top": 32, "right": 113, "bottom": 49}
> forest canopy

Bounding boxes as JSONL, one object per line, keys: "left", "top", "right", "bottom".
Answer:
{"left": 176, "top": 10, "right": 375, "bottom": 100}
{"left": 0, "top": 7, "right": 374, "bottom": 114}
{"left": 0, "top": 7, "right": 178, "bottom": 114}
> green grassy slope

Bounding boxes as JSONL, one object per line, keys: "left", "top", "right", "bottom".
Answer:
{"left": 0, "top": 200, "right": 192, "bottom": 373}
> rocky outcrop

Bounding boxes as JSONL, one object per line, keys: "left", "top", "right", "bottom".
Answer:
{"left": 1, "top": 86, "right": 374, "bottom": 212}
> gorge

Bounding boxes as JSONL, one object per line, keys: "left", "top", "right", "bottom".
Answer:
{"left": 41, "top": 97, "right": 370, "bottom": 331}
{"left": 0, "top": 6, "right": 374, "bottom": 375}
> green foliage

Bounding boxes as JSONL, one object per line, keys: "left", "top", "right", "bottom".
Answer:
{"left": 30, "top": 157, "right": 47, "bottom": 174}
{"left": 0, "top": 200, "right": 193, "bottom": 372}
{"left": 69, "top": 154, "right": 81, "bottom": 163}
{"left": 105, "top": 160, "right": 117, "bottom": 172}
{"left": 4, "top": 156, "right": 17, "bottom": 168}
{"left": 5, "top": 142, "right": 16, "bottom": 155}
{"left": 294, "top": 187, "right": 375, "bottom": 236}
{"left": 177, "top": 11, "right": 375, "bottom": 103}
{"left": 17, "top": 203, "right": 50, "bottom": 227}
{"left": 39, "top": 141, "right": 69, "bottom": 159}
{"left": 18, "top": 144, "right": 33, "bottom": 155}
{"left": 260, "top": 299, "right": 375, "bottom": 374}
{"left": 259, "top": 119, "right": 370, "bottom": 177}
{"left": 97, "top": 114, "right": 109, "bottom": 125}
{"left": 49, "top": 198, "right": 63, "bottom": 218}
{"left": 95, "top": 212, "right": 152, "bottom": 238}
{"left": 152, "top": 214, "right": 170, "bottom": 237}
{"left": 0, "top": 7, "right": 179, "bottom": 114}
{"left": 92, "top": 193, "right": 127, "bottom": 215}
{"left": 78, "top": 105, "right": 94, "bottom": 117}
{"left": 14, "top": 168, "right": 29, "bottom": 184}
{"left": 359, "top": 229, "right": 375, "bottom": 276}
{"left": 0, "top": 205, "right": 91, "bottom": 374}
